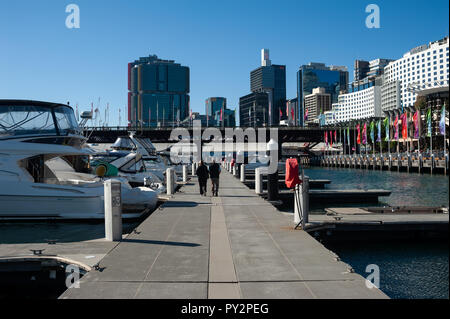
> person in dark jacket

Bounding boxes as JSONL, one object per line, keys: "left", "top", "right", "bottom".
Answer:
{"left": 209, "top": 160, "right": 221, "bottom": 197}
{"left": 196, "top": 161, "right": 209, "bottom": 196}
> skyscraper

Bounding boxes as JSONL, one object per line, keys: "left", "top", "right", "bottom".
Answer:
{"left": 296, "top": 63, "right": 348, "bottom": 126}
{"left": 249, "top": 49, "right": 286, "bottom": 126}
{"left": 239, "top": 92, "right": 269, "bottom": 127}
{"left": 128, "top": 55, "right": 190, "bottom": 127}
{"left": 205, "top": 97, "right": 226, "bottom": 126}
{"left": 354, "top": 60, "right": 370, "bottom": 82}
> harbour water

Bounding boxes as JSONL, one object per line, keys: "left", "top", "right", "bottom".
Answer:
{"left": 305, "top": 166, "right": 449, "bottom": 299}
{"left": 325, "top": 240, "right": 449, "bottom": 299}
{"left": 303, "top": 166, "right": 449, "bottom": 210}
{"left": 0, "top": 221, "right": 140, "bottom": 244}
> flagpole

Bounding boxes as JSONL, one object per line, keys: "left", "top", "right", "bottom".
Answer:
{"left": 372, "top": 121, "right": 375, "bottom": 158}
{"left": 396, "top": 112, "right": 399, "bottom": 157}
{"left": 380, "top": 120, "right": 382, "bottom": 158}
{"left": 443, "top": 103, "right": 446, "bottom": 174}
{"left": 430, "top": 102, "right": 433, "bottom": 157}
{"left": 343, "top": 125, "right": 346, "bottom": 156}
{"left": 417, "top": 110, "right": 420, "bottom": 154}
{"left": 388, "top": 114, "right": 390, "bottom": 158}
{"left": 407, "top": 111, "right": 410, "bottom": 156}
{"left": 444, "top": 104, "right": 447, "bottom": 174}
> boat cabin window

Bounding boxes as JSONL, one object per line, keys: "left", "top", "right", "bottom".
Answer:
{"left": 54, "top": 106, "right": 81, "bottom": 136}
{"left": 25, "top": 155, "right": 45, "bottom": 183}
{"left": 0, "top": 104, "right": 81, "bottom": 138}
{"left": 0, "top": 105, "right": 57, "bottom": 138}
{"left": 121, "top": 157, "right": 145, "bottom": 173}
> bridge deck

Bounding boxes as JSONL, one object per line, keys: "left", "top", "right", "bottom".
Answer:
{"left": 60, "top": 171, "right": 387, "bottom": 299}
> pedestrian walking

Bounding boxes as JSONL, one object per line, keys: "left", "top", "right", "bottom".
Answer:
{"left": 209, "top": 160, "right": 221, "bottom": 197}
{"left": 196, "top": 161, "right": 209, "bottom": 196}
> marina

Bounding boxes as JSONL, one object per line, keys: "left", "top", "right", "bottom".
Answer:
{"left": 1, "top": 1, "right": 449, "bottom": 305}
{"left": 0, "top": 101, "right": 447, "bottom": 299}
{"left": 58, "top": 171, "right": 388, "bottom": 299}
{"left": 1, "top": 159, "right": 447, "bottom": 299}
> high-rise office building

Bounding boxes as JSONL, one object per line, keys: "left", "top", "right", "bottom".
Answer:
{"left": 304, "top": 88, "right": 331, "bottom": 124}
{"left": 286, "top": 98, "right": 298, "bottom": 126}
{"left": 213, "top": 108, "right": 236, "bottom": 127}
{"left": 354, "top": 60, "right": 370, "bottom": 82}
{"left": 383, "top": 36, "right": 449, "bottom": 109}
{"left": 332, "top": 77, "right": 383, "bottom": 123}
{"left": 249, "top": 49, "right": 286, "bottom": 126}
{"left": 128, "top": 55, "right": 190, "bottom": 127}
{"left": 205, "top": 97, "right": 226, "bottom": 126}
{"left": 239, "top": 92, "right": 269, "bottom": 127}
{"left": 296, "top": 62, "right": 348, "bottom": 126}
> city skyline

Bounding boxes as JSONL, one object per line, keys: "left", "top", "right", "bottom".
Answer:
{"left": 1, "top": 0, "right": 449, "bottom": 126}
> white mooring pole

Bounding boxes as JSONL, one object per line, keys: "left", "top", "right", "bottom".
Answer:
{"left": 166, "top": 168, "right": 175, "bottom": 195}
{"left": 104, "top": 179, "right": 122, "bottom": 241}
{"left": 182, "top": 165, "right": 188, "bottom": 183}
{"left": 255, "top": 168, "right": 263, "bottom": 194}
{"left": 240, "top": 164, "right": 246, "bottom": 182}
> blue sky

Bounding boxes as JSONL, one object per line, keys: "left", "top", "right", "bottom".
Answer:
{"left": 1, "top": 0, "right": 448, "bottom": 126}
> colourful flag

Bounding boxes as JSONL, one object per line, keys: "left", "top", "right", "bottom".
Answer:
{"left": 324, "top": 131, "right": 328, "bottom": 146}
{"left": 394, "top": 115, "right": 399, "bottom": 140}
{"left": 220, "top": 107, "right": 223, "bottom": 121}
{"left": 329, "top": 131, "right": 333, "bottom": 147}
{"left": 286, "top": 102, "right": 289, "bottom": 118}
{"left": 279, "top": 108, "right": 283, "bottom": 118}
{"left": 439, "top": 106, "right": 446, "bottom": 135}
{"left": 357, "top": 124, "right": 361, "bottom": 145}
{"left": 426, "top": 108, "right": 432, "bottom": 137}
{"left": 370, "top": 121, "right": 375, "bottom": 143}
{"left": 377, "top": 120, "right": 381, "bottom": 142}
{"left": 383, "top": 117, "right": 389, "bottom": 142}
{"left": 413, "top": 111, "right": 419, "bottom": 139}
{"left": 401, "top": 113, "right": 408, "bottom": 140}
{"left": 344, "top": 128, "right": 347, "bottom": 145}
{"left": 291, "top": 107, "right": 295, "bottom": 120}
{"left": 362, "top": 123, "right": 367, "bottom": 145}
{"left": 305, "top": 108, "right": 308, "bottom": 121}
{"left": 334, "top": 130, "right": 337, "bottom": 143}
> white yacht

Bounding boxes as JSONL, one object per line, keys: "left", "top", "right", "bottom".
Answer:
{"left": 107, "top": 133, "right": 171, "bottom": 181}
{"left": 0, "top": 100, "right": 158, "bottom": 220}
{"left": 89, "top": 150, "right": 166, "bottom": 192}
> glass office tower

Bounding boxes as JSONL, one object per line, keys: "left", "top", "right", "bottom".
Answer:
{"left": 205, "top": 97, "right": 226, "bottom": 126}
{"left": 128, "top": 55, "right": 190, "bottom": 127}
{"left": 250, "top": 65, "right": 286, "bottom": 126}
{"left": 297, "top": 63, "right": 348, "bottom": 126}
{"left": 239, "top": 92, "right": 269, "bottom": 127}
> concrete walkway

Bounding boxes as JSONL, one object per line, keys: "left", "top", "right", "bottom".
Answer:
{"left": 61, "top": 170, "right": 387, "bottom": 299}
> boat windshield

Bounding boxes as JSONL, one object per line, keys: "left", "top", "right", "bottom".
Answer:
{"left": 0, "top": 104, "right": 82, "bottom": 139}
{"left": 54, "top": 105, "right": 81, "bottom": 135}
